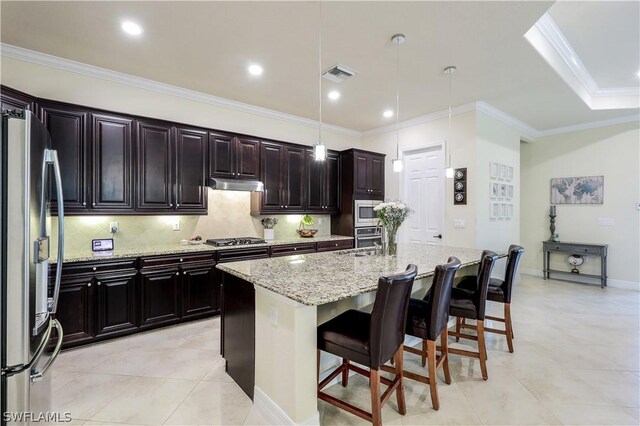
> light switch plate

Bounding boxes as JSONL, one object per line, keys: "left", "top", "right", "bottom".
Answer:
{"left": 172, "top": 220, "right": 180, "bottom": 231}
{"left": 596, "top": 217, "right": 615, "bottom": 226}
{"left": 454, "top": 219, "right": 466, "bottom": 229}
{"left": 109, "top": 221, "right": 119, "bottom": 233}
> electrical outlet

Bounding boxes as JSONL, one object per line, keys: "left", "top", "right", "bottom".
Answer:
{"left": 453, "top": 219, "right": 466, "bottom": 229}
{"left": 596, "top": 218, "right": 615, "bottom": 226}
{"left": 109, "top": 221, "right": 119, "bottom": 233}
{"left": 172, "top": 220, "right": 180, "bottom": 231}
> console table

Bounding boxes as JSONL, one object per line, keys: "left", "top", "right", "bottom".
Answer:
{"left": 542, "top": 241, "right": 608, "bottom": 288}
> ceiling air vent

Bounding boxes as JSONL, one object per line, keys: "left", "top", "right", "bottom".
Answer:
{"left": 322, "top": 64, "right": 357, "bottom": 83}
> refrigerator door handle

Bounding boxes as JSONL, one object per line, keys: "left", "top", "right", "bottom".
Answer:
{"left": 45, "top": 149, "right": 64, "bottom": 315}
{"left": 31, "top": 319, "right": 63, "bottom": 382}
{"left": 1, "top": 317, "right": 53, "bottom": 377}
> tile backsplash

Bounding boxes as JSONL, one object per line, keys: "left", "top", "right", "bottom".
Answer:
{"left": 51, "top": 190, "right": 331, "bottom": 254}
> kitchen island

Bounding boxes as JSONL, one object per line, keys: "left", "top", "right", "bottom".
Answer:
{"left": 217, "top": 243, "right": 486, "bottom": 425}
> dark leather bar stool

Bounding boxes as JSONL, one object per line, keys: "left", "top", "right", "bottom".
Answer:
{"left": 317, "top": 264, "right": 418, "bottom": 426}
{"left": 456, "top": 245, "right": 524, "bottom": 353}
{"left": 448, "top": 251, "right": 499, "bottom": 380}
{"left": 384, "top": 257, "right": 461, "bottom": 411}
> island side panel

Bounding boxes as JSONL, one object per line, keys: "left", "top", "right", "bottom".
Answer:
{"left": 221, "top": 272, "right": 256, "bottom": 399}
{"left": 254, "top": 287, "right": 320, "bottom": 425}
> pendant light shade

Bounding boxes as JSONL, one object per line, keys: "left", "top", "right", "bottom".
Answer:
{"left": 391, "top": 33, "right": 405, "bottom": 173}
{"left": 314, "top": 1, "right": 326, "bottom": 161}
{"left": 444, "top": 65, "right": 456, "bottom": 178}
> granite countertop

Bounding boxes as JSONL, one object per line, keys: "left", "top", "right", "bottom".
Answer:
{"left": 61, "top": 235, "right": 353, "bottom": 263}
{"left": 216, "top": 243, "right": 489, "bottom": 306}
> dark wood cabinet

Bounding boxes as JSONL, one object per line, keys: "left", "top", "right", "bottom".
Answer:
{"left": 175, "top": 127, "right": 208, "bottom": 212}
{"left": 91, "top": 113, "right": 135, "bottom": 211}
{"left": 95, "top": 272, "right": 137, "bottom": 336}
{"left": 181, "top": 262, "right": 218, "bottom": 318}
{"left": 136, "top": 120, "right": 174, "bottom": 211}
{"left": 209, "top": 132, "right": 260, "bottom": 180}
{"left": 306, "top": 150, "right": 340, "bottom": 213}
{"left": 54, "top": 276, "right": 95, "bottom": 345}
{"left": 283, "top": 145, "right": 305, "bottom": 212}
{"left": 348, "top": 149, "right": 385, "bottom": 198}
{"left": 39, "top": 102, "right": 89, "bottom": 213}
{"left": 256, "top": 141, "right": 285, "bottom": 212}
{"left": 0, "top": 85, "right": 35, "bottom": 113}
{"left": 139, "top": 267, "right": 181, "bottom": 328}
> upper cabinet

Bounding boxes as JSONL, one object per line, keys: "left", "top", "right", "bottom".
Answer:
{"left": 136, "top": 120, "right": 174, "bottom": 211}
{"left": 1, "top": 86, "right": 36, "bottom": 113}
{"left": 39, "top": 101, "right": 89, "bottom": 213}
{"left": 306, "top": 149, "right": 340, "bottom": 214}
{"left": 348, "top": 149, "right": 385, "bottom": 198}
{"left": 175, "top": 127, "right": 208, "bottom": 212}
{"left": 209, "top": 132, "right": 259, "bottom": 180}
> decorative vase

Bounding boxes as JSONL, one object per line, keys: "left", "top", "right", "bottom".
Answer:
{"left": 386, "top": 226, "right": 398, "bottom": 256}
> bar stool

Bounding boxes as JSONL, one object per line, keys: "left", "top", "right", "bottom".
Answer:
{"left": 456, "top": 245, "right": 524, "bottom": 353}
{"left": 448, "top": 251, "right": 499, "bottom": 380}
{"left": 384, "top": 257, "right": 461, "bottom": 411}
{"left": 317, "top": 264, "right": 418, "bottom": 426}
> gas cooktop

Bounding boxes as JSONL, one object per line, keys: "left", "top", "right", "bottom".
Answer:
{"left": 205, "top": 237, "right": 266, "bottom": 247}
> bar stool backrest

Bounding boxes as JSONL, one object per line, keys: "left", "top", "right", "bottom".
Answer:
{"left": 475, "top": 252, "right": 499, "bottom": 320}
{"left": 424, "top": 256, "right": 461, "bottom": 340}
{"left": 369, "top": 264, "right": 418, "bottom": 368}
{"left": 502, "top": 245, "right": 525, "bottom": 303}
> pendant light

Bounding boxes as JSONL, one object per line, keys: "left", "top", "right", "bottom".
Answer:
{"left": 391, "top": 33, "right": 405, "bottom": 173}
{"left": 313, "top": 1, "right": 326, "bottom": 161}
{"left": 444, "top": 65, "right": 456, "bottom": 178}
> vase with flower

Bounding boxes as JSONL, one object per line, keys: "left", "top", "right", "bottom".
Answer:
{"left": 373, "top": 201, "right": 411, "bottom": 256}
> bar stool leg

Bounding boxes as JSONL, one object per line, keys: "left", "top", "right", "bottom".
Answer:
{"left": 477, "top": 320, "right": 488, "bottom": 380}
{"left": 421, "top": 340, "right": 427, "bottom": 367}
{"left": 317, "top": 349, "right": 320, "bottom": 383}
{"left": 394, "top": 345, "right": 406, "bottom": 415}
{"left": 426, "top": 340, "right": 440, "bottom": 410}
{"left": 504, "top": 304, "right": 514, "bottom": 353}
{"left": 440, "top": 328, "right": 452, "bottom": 385}
{"left": 341, "top": 358, "right": 349, "bottom": 386}
{"left": 455, "top": 317, "right": 461, "bottom": 342}
{"left": 370, "top": 369, "right": 382, "bottom": 426}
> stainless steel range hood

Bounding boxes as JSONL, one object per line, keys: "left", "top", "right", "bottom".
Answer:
{"left": 208, "top": 178, "right": 264, "bottom": 192}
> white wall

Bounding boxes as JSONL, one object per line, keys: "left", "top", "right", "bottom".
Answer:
{"left": 520, "top": 121, "right": 640, "bottom": 286}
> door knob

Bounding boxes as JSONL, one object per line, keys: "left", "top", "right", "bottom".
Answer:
{"left": 433, "top": 234, "right": 443, "bottom": 239}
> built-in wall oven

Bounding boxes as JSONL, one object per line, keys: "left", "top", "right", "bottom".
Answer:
{"left": 354, "top": 199, "right": 383, "bottom": 228}
{"left": 355, "top": 226, "right": 384, "bottom": 248}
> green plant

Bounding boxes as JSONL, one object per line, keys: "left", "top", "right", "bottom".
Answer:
{"left": 299, "top": 214, "right": 314, "bottom": 229}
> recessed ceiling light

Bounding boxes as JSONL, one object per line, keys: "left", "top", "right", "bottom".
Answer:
{"left": 327, "top": 91, "right": 341, "bottom": 100}
{"left": 383, "top": 110, "right": 394, "bottom": 118}
{"left": 121, "top": 21, "right": 143, "bottom": 36}
{"left": 248, "top": 64, "right": 263, "bottom": 76}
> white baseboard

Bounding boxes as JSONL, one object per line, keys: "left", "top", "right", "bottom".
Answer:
{"left": 520, "top": 268, "right": 639, "bottom": 291}
{"left": 254, "top": 386, "right": 320, "bottom": 426}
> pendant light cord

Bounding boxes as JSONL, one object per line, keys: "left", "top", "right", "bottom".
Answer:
{"left": 448, "top": 68, "right": 452, "bottom": 167}
{"left": 395, "top": 36, "right": 400, "bottom": 159}
{"left": 318, "top": 0, "right": 322, "bottom": 145}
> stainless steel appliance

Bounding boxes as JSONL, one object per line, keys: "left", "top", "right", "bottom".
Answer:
{"left": 208, "top": 178, "right": 264, "bottom": 192}
{"left": 354, "top": 199, "right": 383, "bottom": 227}
{"left": 355, "top": 226, "right": 384, "bottom": 248}
{"left": 206, "top": 237, "right": 266, "bottom": 247}
{"left": 1, "top": 111, "right": 65, "bottom": 422}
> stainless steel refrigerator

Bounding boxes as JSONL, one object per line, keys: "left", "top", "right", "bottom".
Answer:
{"left": 1, "top": 110, "right": 64, "bottom": 423}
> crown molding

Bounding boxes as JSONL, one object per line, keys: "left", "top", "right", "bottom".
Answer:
{"left": 536, "top": 114, "right": 639, "bottom": 138}
{"left": 475, "top": 102, "right": 538, "bottom": 139}
{"left": 0, "top": 43, "right": 362, "bottom": 138}
{"left": 526, "top": 13, "right": 639, "bottom": 110}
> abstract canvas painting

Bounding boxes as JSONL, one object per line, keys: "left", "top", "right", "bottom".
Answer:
{"left": 551, "top": 176, "right": 604, "bottom": 204}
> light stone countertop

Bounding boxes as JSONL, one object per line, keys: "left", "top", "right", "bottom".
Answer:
{"left": 60, "top": 235, "right": 353, "bottom": 263}
{"left": 216, "top": 243, "right": 490, "bottom": 306}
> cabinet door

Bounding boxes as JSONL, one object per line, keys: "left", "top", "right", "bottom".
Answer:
{"left": 1, "top": 86, "right": 35, "bottom": 113}
{"left": 305, "top": 150, "right": 324, "bottom": 212}
{"left": 259, "top": 142, "right": 284, "bottom": 211}
{"left": 176, "top": 127, "right": 208, "bottom": 212}
{"left": 39, "top": 103, "right": 89, "bottom": 213}
{"left": 181, "top": 262, "right": 217, "bottom": 318}
{"left": 354, "top": 152, "right": 370, "bottom": 195}
{"left": 139, "top": 268, "right": 181, "bottom": 327}
{"left": 325, "top": 151, "right": 340, "bottom": 212}
{"left": 95, "top": 272, "right": 137, "bottom": 336}
{"left": 283, "top": 145, "right": 305, "bottom": 212}
{"left": 369, "top": 154, "right": 385, "bottom": 197}
{"left": 92, "top": 113, "right": 134, "bottom": 211}
{"left": 136, "top": 120, "right": 174, "bottom": 211}
{"left": 235, "top": 137, "right": 260, "bottom": 180}
{"left": 209, "top": 132, "right": 235, "bottom": 179}
{"left": 54, "top": 276, "right": 95, "bottom": 346}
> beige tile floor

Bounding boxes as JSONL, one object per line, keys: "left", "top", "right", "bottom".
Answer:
{"left": 49, "top": 274, "right": 639, "bottom": 425}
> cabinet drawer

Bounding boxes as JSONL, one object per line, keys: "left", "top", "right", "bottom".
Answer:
{"left": 59, "top": 259, "right": 137, "bottom": 277}
{"left": 217, "top": 247, "right": 270, "bottom": 263}
{"left": 316, "top": 239, "right": 354, "bottom": 252}
{"left": 139, "top": 252, "right": 216, "bottom": 269}
{"left": 571, "top": 245, "right": 603, "bottom": 255}
{"left": 270, "top": 243, "right": 316, "bottom": 257}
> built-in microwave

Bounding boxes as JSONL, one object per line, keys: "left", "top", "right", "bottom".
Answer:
{"left": 354, "top": 199, "right": 383, "bottom": 227}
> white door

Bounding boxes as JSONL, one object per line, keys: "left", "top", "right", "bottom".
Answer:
{"left": 401, "top": 145, "right": 445, "bottom": 244}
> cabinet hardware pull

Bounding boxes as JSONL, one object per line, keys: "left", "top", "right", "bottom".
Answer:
{"left": 97, "top": 282, "right": 101, "bottom": 286}
{"left": 176, "top": 204, "right": 180, "bottom": 207}
{"left": 87, "top": 283, "right": 91, "bottom": 287}
{"left": 169, "top": 203, "right": 173, "bottom": 207}
{"left": 92, "top": 267, "right": 97, "bottom": 271}
{"left": 82, "top": 202, "right": 86, "bottom": 206}
{"left": 293, "top": 247, "right": 297, "bottom": 250}
{"left": 180, "top": 258, "right": 184, "bottom": 262}
{"left": 92, "top": 202, "right": 96, "bottom": 206}
{"left": 175, "top": 272, "right": 179, "bottom": 276}
{"left": 183, "top": 271, "right": 187, "bottom": 275}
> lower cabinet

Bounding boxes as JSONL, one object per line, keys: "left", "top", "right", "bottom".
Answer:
{"left": 54, "top": 276, "right": 95, "bottom": 346}
{"left": 182, "top": 261, "right": 218, "bottom": 318}
{"left": 139, "top": 267, "right": 182, "bottom": 328}
{"left": 95, "top": 271, "right": 138, "bottom": 337}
